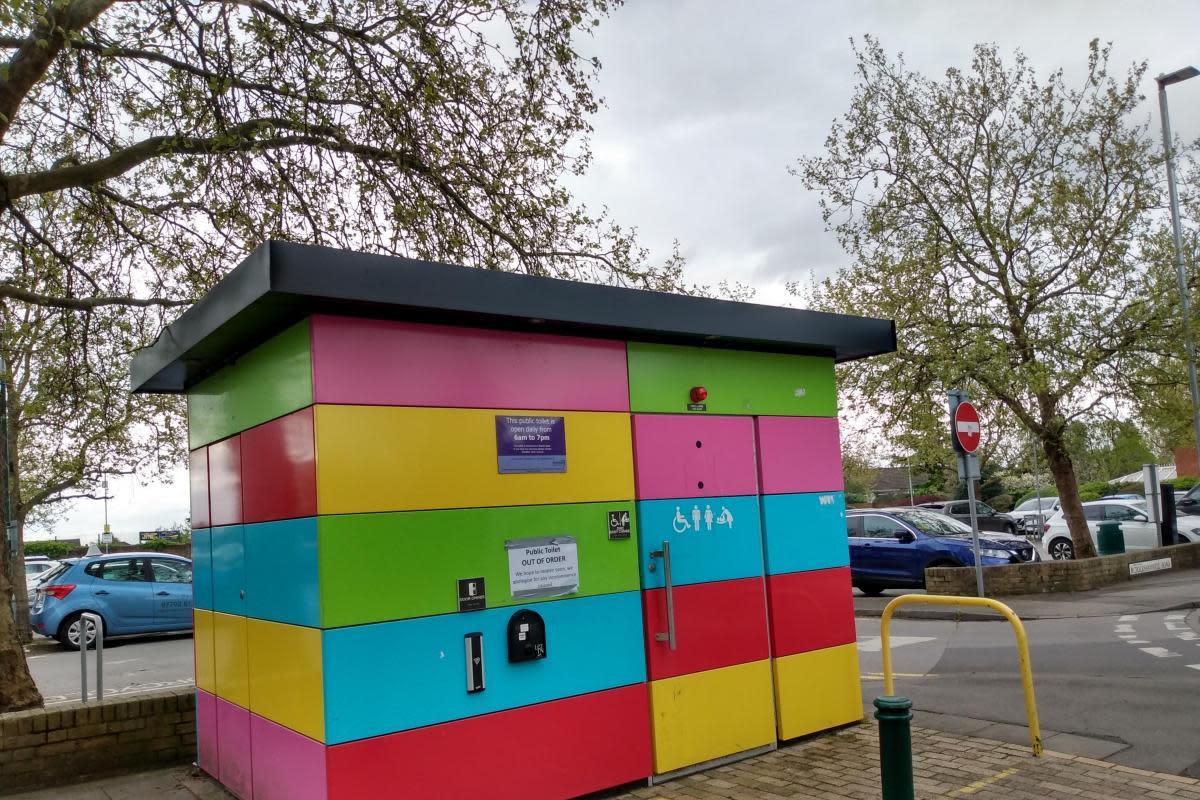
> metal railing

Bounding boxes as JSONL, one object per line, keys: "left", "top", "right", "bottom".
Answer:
{"left": 79, "top": 612, "right": 103, "bottom": 702}
{"left": 879, "top": 594, "right": 1042, "bottom": 756}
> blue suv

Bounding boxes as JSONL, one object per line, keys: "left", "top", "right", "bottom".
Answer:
{"left": 30, "top": 553, "right": 193, "bottom": 649}
{"left": 846, "top": 508, "right": 1037, "bottom": 595}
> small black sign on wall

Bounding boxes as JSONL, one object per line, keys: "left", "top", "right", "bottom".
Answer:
{"left": 458, "top": 577, "right": 486, "bottom": 612}
{"left": 608, "top": 510, "right": 631, "bottom": 540}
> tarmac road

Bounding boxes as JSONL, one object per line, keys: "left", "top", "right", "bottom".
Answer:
{"left": 856, "top": 608, "right": 1200, "bottom": 777}
{"left": 24, "top": 632, "right": 194, "bottom": 705}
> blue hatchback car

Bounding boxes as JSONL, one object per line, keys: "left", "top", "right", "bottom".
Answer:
{"left": 846, "top": 508, "right": 1038, "bottom": 595}
{"left": 30, "top": 553, "right": 193, "bottom": 649}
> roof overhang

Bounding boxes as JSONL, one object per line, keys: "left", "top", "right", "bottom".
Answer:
{"left": 131, "top": 241, "right": 897, "bottom": 393}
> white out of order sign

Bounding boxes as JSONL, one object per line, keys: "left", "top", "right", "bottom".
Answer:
{"left": 505, "top": 535, "right": 579, "bottom": 599}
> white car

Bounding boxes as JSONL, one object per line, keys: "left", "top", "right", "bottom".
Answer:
{"left": 1011, "top": 496, "right": 1060, "bottom": 534}
{"left": 24, "top": 557, "right": 61, "bottom": 602}
{"left": 1042, "top": 500, "right": 1200, "bottom": 560}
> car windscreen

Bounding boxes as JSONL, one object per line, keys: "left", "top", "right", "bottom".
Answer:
{"left": 891, "top": 510, "right": 973, "bottom": 535}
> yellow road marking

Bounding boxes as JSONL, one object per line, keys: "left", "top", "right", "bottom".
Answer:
{"left": 862, "top": 672, "right": 935, "bottom": 680}
{"left": 952, "top": 766, "right": 1019, "bottom": 795}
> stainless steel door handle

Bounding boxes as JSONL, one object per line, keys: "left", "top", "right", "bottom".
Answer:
{"left": 650, "top": 540, "right": 677, "bottom": 651}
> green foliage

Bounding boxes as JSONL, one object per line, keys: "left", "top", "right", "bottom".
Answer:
{"left": 1173, "top": 476, "right": 1199, "bottom": 490}
{"left": 22, "top": 540, "right": 72, "bottom": 559}
{"left": 1077, "top": 480, "right": 1113, "bottom": 503}
{"left": 989, "top": 494, "right": 1014, "bottom": 513}
{"left": 793, "top": 38, "right": 1172, "bottom": 560}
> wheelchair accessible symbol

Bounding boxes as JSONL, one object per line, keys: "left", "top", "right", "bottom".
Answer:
{"left": 672, "top": 504, "right": 734, "bottom": 533}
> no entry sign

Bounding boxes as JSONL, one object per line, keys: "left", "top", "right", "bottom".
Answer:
{"left": 953, "top": 401, "right": 981, "bottom": 453}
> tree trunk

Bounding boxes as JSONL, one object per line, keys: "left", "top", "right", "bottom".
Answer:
{"left": 1043, "top": 434, "right": 1099, "bottom": 559}
{"left": 0, "top": 526, "right": 42, "bottom": 711}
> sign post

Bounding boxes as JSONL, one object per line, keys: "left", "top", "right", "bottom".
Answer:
{"left": 948, "top": 390, "right": 985, "bottom": 598}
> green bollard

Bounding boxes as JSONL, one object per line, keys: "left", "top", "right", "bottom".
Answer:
{"left": 875, "top": 695, "right": 914, "bottom": 800}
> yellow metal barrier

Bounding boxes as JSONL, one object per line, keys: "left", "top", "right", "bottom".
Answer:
{"left": 880, "top": 594, "right": 1043, "bottom": 757}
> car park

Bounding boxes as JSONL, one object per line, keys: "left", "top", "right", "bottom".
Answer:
{"left": 846, "top": 508, "right": 1039, "bottom": 595}
{"left": 1042, "top": 500, "right": 1200, "bottom": 560}
{"left": 916, "top": 500, "right": 1021, "bottom": 534}
{"left": 29, "top": 553, "right": 193, "bottom": 649}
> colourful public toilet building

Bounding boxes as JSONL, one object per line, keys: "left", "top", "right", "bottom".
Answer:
{"left": 131, "top": 242, "right": 895, "bottom": 799}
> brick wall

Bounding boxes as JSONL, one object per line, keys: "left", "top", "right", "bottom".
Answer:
{"left": 0, "top": 687, "right": 195, "bottom": 796}
{"left": 925, "top": 541, "right": 1200, "bottom": 596}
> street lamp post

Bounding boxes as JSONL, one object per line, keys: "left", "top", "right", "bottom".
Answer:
{"left": 1157, "top": 65, "right": 1200, "bottom": 470}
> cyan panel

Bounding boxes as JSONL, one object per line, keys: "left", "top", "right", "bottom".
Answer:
{"left": 760, "top": 492, "right": 849, "bottom": 575}
{"left": 244, "top": 518, "right": 319, "bottom": 627}
{"left": 210, "top": 525, "right": 245, "bottom": 616}
{"left": 192, "top": 527, "right": 213, "bottom": 611}
{"left": 636, "top": 495, "right": 763, "bottom": 589}
{"left": 322, "top": 591, "right": 647, "bottom": 744}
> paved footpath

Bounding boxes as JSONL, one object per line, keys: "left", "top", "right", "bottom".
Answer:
{"left": 11, "top": 723, "right": 1200, "bottom": 799}
{"left": 610, "top": 724, "right": 1200, "bottom": 800}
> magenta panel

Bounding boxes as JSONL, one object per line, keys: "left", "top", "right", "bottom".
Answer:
{"left": 216, "top": 696, "right": 253, "bottom": 799}
{"left": 196, "top": 689, "right": 219, "bottom": 777}
{"left": 309, "top": 315, "right": 630, "bottom": 411}
{"left": 241, "top": 408, "right": 316, "bottom": 524}
{"left": 190, "top": 448, "right": 211, "bottom": 530}
{"left": 209, "top": 436, "right": 243, "bottom": 527}
{"left": 756, "top": 416, "right": 844, "bottom": 495}
{"left": 631, "top": 414, "right": 758, "bottom": 500}
{"left": 251, "top": 713, "right": 327, "bottom": 800}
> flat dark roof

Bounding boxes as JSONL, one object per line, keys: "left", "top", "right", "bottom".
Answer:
{"left": 130, "top": 241, "right": 896, "bottom": 393}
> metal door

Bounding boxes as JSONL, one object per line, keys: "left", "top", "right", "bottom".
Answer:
{"left": 632, "top": 414, "right": 776, "bottom": 777}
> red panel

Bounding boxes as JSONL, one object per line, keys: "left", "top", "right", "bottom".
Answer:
{"left": 209, "top": 436, "right": 243, "bottom": 527}
{"left": 766, "top": 567, "right": 856, "bottom": 658}
{"left": 241, "top": 408, "right": 317, "bottom": 524}
{"left": 643, "top": 577, "right": 770, "bottom": 681}
{"left": 327, "top": 684, "right": 651, "bottom": 800}
{"left": 190, "top": 448, "right": 211, "bottom": 530}
{"left": 310, "top": 315, "right": 630, "bottom": 411}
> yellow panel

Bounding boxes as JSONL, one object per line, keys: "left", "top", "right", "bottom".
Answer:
{"left": 773, "top": 644, "right": 864, "bottom": 740}
{"left": 212, "top": 612, "right": 249, "bottom": 708}
{"left": 315, "top": 406, "right": 634, "bottom": 514}
{"left": 193, "top": 610, "right": 216, "bottom": 694}
{"left": 648, "top": 659, "right": 776, "bottom": 775}
{"left": 247, "top": 618, "right": 325, "bottom": 742}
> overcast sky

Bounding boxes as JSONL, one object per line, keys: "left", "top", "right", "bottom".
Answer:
{"left": 33, "top": 1, "right": 1200, "bottom": 543}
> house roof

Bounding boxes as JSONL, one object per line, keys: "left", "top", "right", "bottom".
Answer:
{"left": 130, "top": 241, "right": 897, "bottom": 393}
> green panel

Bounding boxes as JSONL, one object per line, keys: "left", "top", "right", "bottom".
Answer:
{"left": 318, "top": 502, "right": 639, "bottom": 628}
{"left": 626, "top": 341, "right": 837, "bottom": 416}
{"left": 187, "top": 320, "right": 313, "bottom": 447}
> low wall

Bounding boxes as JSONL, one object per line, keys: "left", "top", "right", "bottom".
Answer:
{"left": 0, "top": 687, "right": 195, "bottom": 795}
{"left": 925, "top": 541, "right": 1200, "bottom": 596}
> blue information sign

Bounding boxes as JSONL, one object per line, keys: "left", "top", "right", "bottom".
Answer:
{"left": 495, "top": 415, "right": 567, "bottom": 473}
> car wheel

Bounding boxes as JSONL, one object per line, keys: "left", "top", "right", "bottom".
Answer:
{"left": 58, "top": 613, "right": 103, "bottom": 651}
{"left": 856, "top": 584, "right": 885, "bottom": 597}
{"left": 1047, "top": 539, "right": 1074, "bottom": 561}
{"left": 1004, "top": 523, "right": 1017, "bottom": 535}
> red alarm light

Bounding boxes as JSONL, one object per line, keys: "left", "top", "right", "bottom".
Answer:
{"left": 690, "top": 386, "right": 708, "bottom": 403}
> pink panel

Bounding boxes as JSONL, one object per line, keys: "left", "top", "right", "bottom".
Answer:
{"left": 216, "top": 696, "right": 253, "bottom": 799}
{"left": 756, "top": 416, "right": 844, "bottom": 495}
{"left": 190, "top": 448, "right": 211, "bottom": 530}
{"left": 251, "top": 713, "right": 327, "bottom": 800}
{"left": 241, "top": 408, "right": 317, "bottom": 524}
{"left": 309, "top": 315, "right": 630, "bottom": 411}
{"left": 209, "top": 436, "right": 243, "bottom": 527}
{"left": 196, "top": 689, "right": 219, "bottom": 777}
{"left": 631, "top": 414, "right": 758, "bottom": 500}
